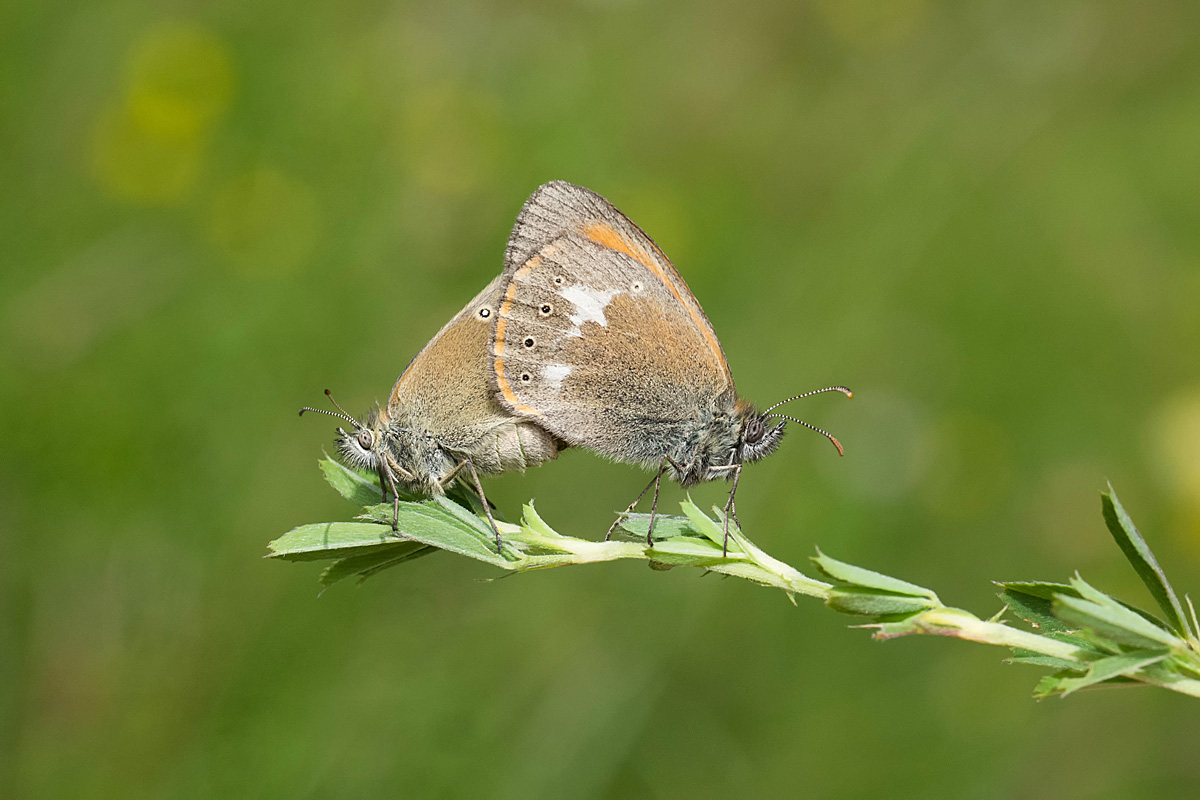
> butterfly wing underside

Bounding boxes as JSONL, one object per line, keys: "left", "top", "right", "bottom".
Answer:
{"left": 503, "top": 180, "right": 733, "bottom": 387}
{"left": 388, "top": 276, "right": 559, "bottom": 473}
{"left": 493, "top": 230, "right": 735, "bottom": 465}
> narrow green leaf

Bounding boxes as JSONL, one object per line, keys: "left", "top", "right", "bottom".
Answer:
{"left": 1054, "top": 591, "right": 1182, "bottom": 650}
{"left": 1068, "top": 574, "right": 1118, "bottom": 606}
{"left": 812, "top": 551, "right": 938, "bottom": 600}
{"left": 1132, "top": 661, "right": 1200, "bottom": 698}
{"left": 646, "top": 537, "right": 729, "bottom": 566}
{"left": 318, "top": 541, "right": 435, "bottom": 589}
{"left": 1033, "top": 672, "right": 1069, "bottom": 699}
{"left": 270, "top": 503, "right": 510, "bottom": 568}
{"left": 1005, "top": 652, "right": 1085, "bottom": 671}
{"left": 267, "top": 522, "right": 403, "bottom": 561}
{"left": 617, "top": 513, "right": 699, "bottom": 543}
{"left": 998, "top": 586, "right": 1076, "bottom": 633}
{"left": 1042, "top": 630, "right": 1107, "bottom": 653}
{"left": 709, "top": 560, "right": 801, "bottom": 591}
{"left": 995, "top": 581, "right": 1079, "bottom": 601}
{"left": 826, "top": 587, "right": 936, "bottom": 616}
{"left": 999, "top": 579, "right": 1173, "bottom": 634}
{"left": 397, "top": 503, "right": 511, "bottom": 566}
{"left": 710, "top": 505, "right": 755, "bottom": 556}
{"left": 319, "top": 457, "right": 387, "bottom": 506}
{"left": 680, "top": 497, "right": 729, "bottom": 548}
{"left": 1054, "top": 649, "right": 1170, "bottom": 696}
{"left": 360, "top": 499, "right": 492, "bottom": 541}
{"left": 433, "top": 495, "right": 496, "bottom": 535}
{"left": 998, "top": 575, "right": 1176, "bottom": 633}
{"left": 1070, "top": 575, "right": 1183, "bottom": 641}
{"left": 521, "top": 502, "right": 559, "bottom": 538}
{"left": 1101, "top": 488, "right": 1192, "bottom": 638}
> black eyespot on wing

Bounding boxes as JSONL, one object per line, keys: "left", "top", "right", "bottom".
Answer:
{"left": 478, "top": 307, "right": 491, "bottom": 318}
{"left": 539, "top": 303, "right": 552, "bottom": 315}
{"left": 520, "top": 372, "right": 532, "bottom": 382}
{"left": 523, "top": 337, "right": 535, "bottom": 348}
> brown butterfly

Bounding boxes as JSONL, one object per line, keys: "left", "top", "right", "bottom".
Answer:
{"left": 490, "top": 181, "right": 849, "bottom": 553}
{"left": 303, "top": 276, "right": 564, "bottom": 551}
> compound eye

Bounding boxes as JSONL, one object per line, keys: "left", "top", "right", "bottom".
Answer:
{"left": 357, "top": 429, "right": 374, "bottom": 450}
{"left": 745, "top": 419, "right": 764, "bottom": 444}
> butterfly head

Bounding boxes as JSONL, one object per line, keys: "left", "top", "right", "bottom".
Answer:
{"left": 301, "top": 390, "right": 425, "bottom": 493}
{"left": 738, "top": 408, "right": 788, "bottom": 464}
{"left": 331, "top": 407, "right": 385, "bottom": 473}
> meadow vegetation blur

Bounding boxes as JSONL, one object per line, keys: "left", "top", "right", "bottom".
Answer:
{"left": 3, "top": 1, "right": 1200, "bottom": 797}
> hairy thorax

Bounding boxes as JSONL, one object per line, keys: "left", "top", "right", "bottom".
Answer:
{"left": 383, "top": 425, "right": 454, "bottom": 496}
{"left": 668, "top": 407, "right": 746, "bottom": 487}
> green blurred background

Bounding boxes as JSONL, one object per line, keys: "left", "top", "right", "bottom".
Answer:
{"left": 5, "top": 0, "right": 1200, "bottom": 796}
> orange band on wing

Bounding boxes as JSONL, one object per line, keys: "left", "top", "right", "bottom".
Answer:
{"left": 494, "top": 274, "right": 520, "bottom": 356}
{"left": 493, "top": 257, "right": 543, "bottom": 416}
{"left": 494, "top": 317, "right": 507, "bottom": 355}
{"left": 514, "top": 255, "right": 540, "bottom": 278}
{"left": 496, "top": 255, "right": 538, "bottom": 350}
{"left": 584, "top": 222, "right": 656, "bottom": 269}
{"left": 584, "top": 221, "right": 729, "bottom": 380}
{"left": 493, "top": 356, "right": 541, "bottom": 416}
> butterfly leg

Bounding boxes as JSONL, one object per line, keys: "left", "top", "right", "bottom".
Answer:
{"left": 721, "top": 465, "right": 743, "bottom": 557}
{"left": 605, "top": 467, "right": 662, "bottom": 543}
{"left": 380, "top": 459, "right": 405, "bottom": 532}
{"left": 647, "top": 456, "right": 689, "bottom": 547}
{"left": 606, "top": 455, "right": 684, "bottom": 545}
{"left": 372, "top": 464, "right": 399, "bottom": 531}
{"left": 448, "top": 459, "right": 505, "bottom": 554}
{"left": 704, "top": 462, "right": 744, "bottom": 556}
{"left": 644, "top": 464, "right": 666, "bottom": 548}
{"left": 378, "top": 473, "right": 402, "bottom": 532}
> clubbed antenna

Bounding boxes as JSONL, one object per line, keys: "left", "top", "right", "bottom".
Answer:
{"left": 766, "top": 413, "right": 845, "bottom": 456}
{"left": 763, "top": 386, "right": 852, "bottom": 415}
{"left": 299, "top": 389, "right": 361, "bottom": 428}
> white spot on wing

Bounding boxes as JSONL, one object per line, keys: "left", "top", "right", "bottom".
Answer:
{"left": 560, "top": 284, "right": 618, "bottom": 337}
{"left": 543, "top": 364, "right": 572, "bottom": 391}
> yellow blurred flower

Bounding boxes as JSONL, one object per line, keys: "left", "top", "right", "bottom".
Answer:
{"left": 1151, "top": 389, "right": 1200, "bottom": 510}
{"left": 91, "top": 106, "right": 205, "bottom": 204}
{"left": 90, "top": 22, "right": 234, "bottom": 204}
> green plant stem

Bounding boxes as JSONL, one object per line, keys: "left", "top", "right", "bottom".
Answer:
{"left": 874, "top": 607, "right": 1091, "bottom": 660}
{"left": 270, "top": 460, "right": 1200, "bottom": 700}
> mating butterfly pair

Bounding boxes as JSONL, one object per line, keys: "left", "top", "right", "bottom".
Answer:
{"left": 302, "top": 181, "right": 849, "bottom": 555}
